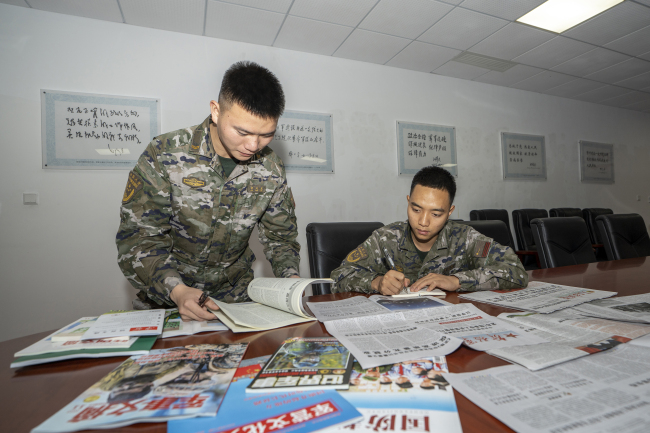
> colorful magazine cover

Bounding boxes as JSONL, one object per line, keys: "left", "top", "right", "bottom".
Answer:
{"left": 32, "top": 344, "right": 248, "bottom": 432}
{"left": 333, "top": 357, "right": 463, "bottom": 433}
{"left": 247, "top": 337, "right": 354, "bottom": 393}
{"left": 168, "top": 355, "right": 363, "bottom": 433}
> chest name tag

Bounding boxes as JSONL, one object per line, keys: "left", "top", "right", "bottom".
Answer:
{"left": 346, "top": 246, "right": 368, "bottom": 263}
{"left": 474, "top": 241, "right": 491, "bottom": 258}
{"left": 182, "top": 177, "right": 206, "bottom": 188}
{"left": 247, "top": 184, "right": 265, "bottom": 194}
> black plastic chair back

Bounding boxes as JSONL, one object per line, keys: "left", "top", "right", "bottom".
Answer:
{"left": 531, "top": 217, "right": 596, "bottom": 268}
{"left": 596, "top": 214, "right": 650, "bottom": 260}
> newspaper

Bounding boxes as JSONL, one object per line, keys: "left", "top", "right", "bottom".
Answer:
{"left": 210, "top": 278, "right": 332, "bottom": 332}
{"left": 571, "top": 293, "right": 650, "bottom": 324}
{"left": 458, "top": 281, "right": 616, "bottom": 313}
{"left": 443, "top": 344, "right": 650, "bottom": 433}
{"left": 488, "top": 310, "right": 650, "bottom": 370}
{"left": 323, "top": 304, "right": 546, "bottom": 369}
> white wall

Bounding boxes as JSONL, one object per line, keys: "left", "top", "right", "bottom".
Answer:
{"left": 1, "top": 4, "right": 649, "bottom": 342}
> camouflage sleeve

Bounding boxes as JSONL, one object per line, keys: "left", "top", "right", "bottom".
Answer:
{"left": 452, "top": 235, "right": 529, "bottom": 292}
{"left": 330, "top": 232, "right": 388, "bottom": 294}
{"left": 115, "top": 141, "right": 182, "bottom": 306}
{"left": 258, "top": 177, "right": 301, "bottom": 278}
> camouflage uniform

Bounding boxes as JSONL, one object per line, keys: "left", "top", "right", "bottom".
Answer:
{"left": 331, "top": 220, "right": 527, "bottom": 294}
{"left": 116, "top": 116, "right": 299, "bottom": 308}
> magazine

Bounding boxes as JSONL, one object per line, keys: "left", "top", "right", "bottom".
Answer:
{"left": 31, "top": 344, "right": 247, "bottom": 432}
{"left": 458, "top": 281, "right": 616, "bottom": 314}
{"left": 210, "top": 278, "right": 332, "bottom": 333}
{"left": 168, "top": 354, "right": 362, "bottom": 433}
{"left": 332, "top": 357, "right": 462, "bottom": 433}
{"left": 81, "top": 309, "right": 165, "bottom": 340}
{"left": 162, "top": 309, "right": 228, "bottom": 338}
{"left": 247, "top": 337, "right": 354, "bottom": 393}
{"left": 50, "top": 318, "right": 126, "bottom": 342}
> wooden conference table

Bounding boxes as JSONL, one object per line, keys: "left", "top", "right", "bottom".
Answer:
{"left": 3, "top": 257, "right": 649, "bottom": 433}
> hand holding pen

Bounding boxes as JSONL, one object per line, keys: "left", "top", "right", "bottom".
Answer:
{"left": 370, "top": 248, "right": 411, "bottom": 295}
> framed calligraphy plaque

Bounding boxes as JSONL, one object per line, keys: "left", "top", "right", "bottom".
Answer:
{"left": 579, "top": 140, "right": 614, "bottom": 183}
{"left": 41, "top": 89, "right": 160, "bottom": 170}
{"left": 396, "top": 122, "right": 457, "bottom": 176}
{"left": 269, "top": 110, "right": 333, "bottom": 173}
{"left": 501, "top": 132, "right": 546, "bottom": 180}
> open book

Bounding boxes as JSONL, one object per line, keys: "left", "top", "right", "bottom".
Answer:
{"left": 210, "top": 278, "right": 333, "bottom": 333}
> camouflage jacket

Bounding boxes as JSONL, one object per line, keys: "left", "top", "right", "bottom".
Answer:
{"left": 116, "top": 116, "right": 300, "bottom": 307}
{"left": 331, "top": 220, "right": 528, "bottom": 294}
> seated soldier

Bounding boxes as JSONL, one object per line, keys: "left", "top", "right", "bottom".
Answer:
{"left": 330, "top": 166, "right": 528, "bottom": 295}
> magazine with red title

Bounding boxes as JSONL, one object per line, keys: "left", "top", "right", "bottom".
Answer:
{"left": 31, "top": 344, "right": 247, "bottom": 432}
{"left": 247, "top": 337, "right": 354, "bottom": 393}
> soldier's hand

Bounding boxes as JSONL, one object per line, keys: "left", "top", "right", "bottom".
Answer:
{"left": 372, "top": 271, "right": 411, "bottom": 295}
{"left": 409, "top": 273, "right": 460, "bottom": 292}
{"left": 170, "top": 284, "right": 220, "bottom": 322}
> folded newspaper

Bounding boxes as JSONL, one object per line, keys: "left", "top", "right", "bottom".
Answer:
{"left": 443, "top": 344, "right": 650, "bottom": 433}
{"left": 571, "top": 293, "right": 650, "bottom": 324}
{"left": 210, "top": 278, "right": 332, "bottom": 333}
{"left": 31, "top": 344, "right": 248, "bottom": 432}
{"left": 488, "top": 309, "right": 650, "bottom": 370}
{"left": 458, "top": 281, "right": 616, "bottom": 314}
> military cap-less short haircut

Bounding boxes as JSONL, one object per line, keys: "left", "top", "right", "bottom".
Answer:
{"left": 410, "top": 166, "right": 457, "bottom": 204}
{"left": 219, "top": 61, "right": 285, "bottom": 119}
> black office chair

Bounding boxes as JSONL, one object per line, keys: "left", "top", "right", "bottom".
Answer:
{"left": 458, "top": 220, "right": 540, "bottom": 269}
{"left": 583, "top": 208, "right": 613, "bottom": 261}
{"left": 512, "top": 209, "right": 548, "bottom": 268}
{"left": 531, "top": 217, "right": 596, "bottom": 269}
{"left": 549, "top": 208, "right": 582, "bottom": 218}
{"left": 469, "top": 209, "right": 514, "bottom": 247}
{"left": 306, "top": 221, "right": 384, "bottom": 295}
{"left": 596, "top": 214, "right": 650, "bottom": 261}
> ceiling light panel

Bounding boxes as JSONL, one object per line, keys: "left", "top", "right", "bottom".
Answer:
{"left": 517, "top": 0, "right": 624, "bottom": 33}
{"left": 205, "top": 1, "right": 284, "bottom": 45}
{"left": 418, "top": 7, "right": 508, "bottom": 51}
{"left": 28, "top": 0, "right": 123, "bottom": 22}
{"left": 333, "top": 30, "right": 411, "bottom": 64}
{"left": 562, "top": 1, "right": 650, "bottom": 45}
{"left": 289, "top": 0, "right": 377, "bottom": 27}
{"left": 459, "top": 0, "right": 547, "bottom": 21}
{"left": 120, "top": 0, "right": 205, "bottom": 35}
{"left": 359, "top": 0, "right": 453, "bottom": 39}
{"left": 273, "top": 15, "right": 353, "bottom": 55}
{"left": 386, "top": 41, "right": 460, "bottom": 73}
{"left": 469, "top": 22, "right": 554, "bottom": 61}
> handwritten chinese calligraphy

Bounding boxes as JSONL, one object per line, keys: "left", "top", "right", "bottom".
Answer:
{"left": 41, "top": 90, "right": 159, "bottom": 170}
{"left": 397, "top": 122, "right": 457, "bottom": 176}
{"left": 269, "top": 111, "right": 333, "bottom": 173}
{"left": 580, "top": 141, "right": 614, "bottom": 183}
{"left": 501, "top": 133, "right": 546, "bottom": 180}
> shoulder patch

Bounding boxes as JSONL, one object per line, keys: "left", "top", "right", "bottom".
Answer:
{"left": 122, "top": 171, "right": 143, "bottom": 204}
{"left": 182, "top": 177, "right": 206, "bottom": 188}
{"left": 288, "top": 187, "right": 295, "bottom": 208}
{"left": 346, "top": 246, "right": 368, "bottom": 263}
{"left": 473, "top": 240, "right": 491, "bottom": 258}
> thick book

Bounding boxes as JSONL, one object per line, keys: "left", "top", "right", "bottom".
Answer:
{"left": 210, "top": 278, "right": 333, "bottom": 333}
{"left": 168, "top": 355, "right": 362, "bottom": 433}
{"left": 31, "top": 343, "right": 247, "bottom": 432}
{"left": 247, "top": 337, "right": 354, "bottom": 393}
{"left": 332, "top": 357, "right": 463, "bottom": 433}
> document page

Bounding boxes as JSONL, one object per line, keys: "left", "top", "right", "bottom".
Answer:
{"left": 488, "top": 310, "right": 650, "bottom": 370}
{"left": 247, "top": 277, "right": 333, "bottom": 317}
{"left": 444, "top": 344, "right": 650, "bottom": 433}
{"left": 306, "top": 296, "right": 392, "bottom": 322}
{"left": 459, "top": 281, "right": 616, "bottom": 313}
{"left": 571, "top": 293, "right": 650, "bottom": 323}
{"left": 81, "top": 310, "right": 165, "bottom": 340}
{"left": 212, "top": 301, "right": 315, "bottom": 331}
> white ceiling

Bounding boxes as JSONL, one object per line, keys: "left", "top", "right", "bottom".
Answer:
{"left": 5, "top": 0, "right": 650, "bottom": 113}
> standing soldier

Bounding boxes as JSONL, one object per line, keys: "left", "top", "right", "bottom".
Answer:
{"left": 331, "top": 166, "right": 527, "bottom": 294}
{"left": 117, "top": 62, "right": 300, "bottom": 321}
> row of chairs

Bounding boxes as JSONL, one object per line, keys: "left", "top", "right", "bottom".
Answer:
{"left": 305, "top": 212, "right": 650, "bottom": 295}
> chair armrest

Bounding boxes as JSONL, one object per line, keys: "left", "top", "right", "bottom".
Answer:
{"left": 515, "top": 250, "right": 541, "bottom": 269}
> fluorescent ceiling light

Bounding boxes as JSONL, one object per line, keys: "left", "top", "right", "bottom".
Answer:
{"left": 517, "top": 0, "right": 624, "bottom": 33}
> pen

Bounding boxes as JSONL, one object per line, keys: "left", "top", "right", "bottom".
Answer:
{"left": 198, "top": 291, "right": 209, "bottom": 308}
{"left": 382, "top": 247, "right": 396, "bottom": 270}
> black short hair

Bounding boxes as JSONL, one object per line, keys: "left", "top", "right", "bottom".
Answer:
{"left": 410, "top": 166, "right": 456, "bottom": 204}
{"left": 219, "top": 61, "right": 285, "bottom": 119}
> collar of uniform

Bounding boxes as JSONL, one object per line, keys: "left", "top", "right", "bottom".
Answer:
{"left": 398, "top": 222, "right": 423, "bottom": 261}
{"left": 189, "top": 115, "right": 214, "bottom": 158}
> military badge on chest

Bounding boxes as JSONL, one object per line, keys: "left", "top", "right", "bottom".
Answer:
{"left": 182, "top": 177, "right": 206, "bottom": 188}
